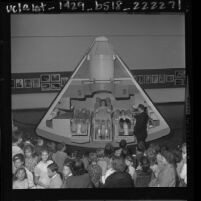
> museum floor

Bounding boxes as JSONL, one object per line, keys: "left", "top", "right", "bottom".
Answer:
{"left": 12, "top": 102, "right": 185, "bottom": 153}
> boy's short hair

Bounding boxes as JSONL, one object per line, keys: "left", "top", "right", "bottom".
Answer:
{"left": 47, "top": 162, "right": 58, "bottom": 172}
{"left": 13, "top": 153, "right": 25, "bottom": 163}
{"left": 12, "top": 130, "right": 23, "bottom": 143}
{"left": 56, "top": 142, "right": 65, "bottom": 151}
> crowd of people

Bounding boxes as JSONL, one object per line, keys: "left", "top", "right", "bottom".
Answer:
{"left": 12, "top": 129, "right": 187, "bottom": 189}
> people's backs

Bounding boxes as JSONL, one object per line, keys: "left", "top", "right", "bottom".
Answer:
{"left": 134, "top": 169, "right": 153, "bottom": 187}
{"left": 104, "top": 171, "right": 134, "bottom": 188}
{"left": 64, "top": 173, "right": 92, "bottom": 188}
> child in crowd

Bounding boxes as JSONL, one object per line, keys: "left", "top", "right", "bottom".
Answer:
{"left": 125, "top": 155, "right": 136, "bottom": 180}
{"left": 82, "top": 151, "right": 90, "bottom": 171}
{"left": 12, "top": 153, "right": 35, "bottom": 188}
{"left": 24, "top": 144, "right": 38, "bottom": 173}
{"left": 34, "top": 137, "right": 46, "bottom": 157}
{"left": 34, "top": 148, "right": 53, "bottom": 188}
{"left": 46, "top": 140, "right": 57, "bottom": 158}
{"left": 47, "top": 162, "right": 63, "bottom": 188}
{"left": 61, "top": 158, "right": 73, "bottom": 188}
{"left": 96, "top": 148, "right": 107, "bottom": 177}
{"left": 13, "top": 167, "right": 29, "bottom": 189}
{"left": 12, "top": 130, "right": 24, "bottom": 158}
{"left": 177, "top": 143, "right": 187, "bottom": 186}
{"left": 102, "top": 143, "right": 114, "bottom": 174}
{"left": 146, "top": 146, "right": 159, "bottom": 178}
{"left": 133, "top": 156, "right": 153, "bottom": 187}
{"left": 135, "top": 141, "right": 146, "bottom": 169}
{"left": 88, "top": 162, "right": 102, "bottom": 188}
{"left": 115, "top": 139, "right": 125, "bottom": 156}
{"left": 52, "top": 142, "right": 68, "bottom": 174}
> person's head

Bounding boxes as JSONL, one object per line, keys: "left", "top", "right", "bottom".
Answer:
{"left": 96, "top": 148, "right": 104, "bottom": 159}
{"left": 104, "top": 143, "right": 114, "bottom": 158}
{"left": 63, "top": 158, "right": 73, "bottom": 177}
{"left": 40, "top": 148, "right": 49, "bottom": 162}
{"left": 157, "top": 150, "right": 174, "bottom": 168}
{"left": 88, "top": 152, "right": 98, "bottom": 164}
{"left": 149, "top": 143, "right": 161, "bottom": 154}
{"left": 121, "top": 148, "right": 129, "bottom": 159}
{"left": 23, "top": 144, "right": 34, "bottom": 158}
{"left": 138, "top": 104, "right": 146, "bottom": 113}
{"left": 36, "top": 137, "right": 44, "bottom": 146}
{"left": 146, "top": 147, "right": 157, "bottom": 165}
{"left": 70, "top": 158, "right": 86, "bottom": 176}
{"left": 47, "top": 162, "right": 58, "bottom": 178}
{"left": 119, "top": 139, "right": 127, "bottom": 149}
{"left": 83, "top": 151, "right": 90, "bottom": 158}
{"left": 112, "top": 156, "right": 126, "bottom": 172}
{"left": 14, "top": 167, "right": 27, "bottom": 181}
{"left": 172, "top": 149, "right": 182, "bottom": 164}
{"left": 140, "top": 156, "right": 151, "bottom": 173}
{"left": 13, "top": 153, "right": 25, "bottom": 169}
{"left": 12, "top": 130, "right": 23, "bottom": 145}
{"left": 56, "top": 142, "right": 66, "bottom": 152}
{"left": 125, "top": 155, "right": 134, "bottom": 167}
{"left": 161, "top": 150, "right": 176, "bottom": 166}
{"left": 137, "top": 141, "right": 146, "bottom": 153}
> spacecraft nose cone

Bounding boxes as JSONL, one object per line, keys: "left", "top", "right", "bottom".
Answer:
{"left": 95, "top": 36, "right": 109, "bottom": 42}
{"left": 89, "top": 36, "right": 115, "bottom": 57}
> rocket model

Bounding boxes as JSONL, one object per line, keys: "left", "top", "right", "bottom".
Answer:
{"left": 36, "top": 37, "right": 170, "bottom": 148}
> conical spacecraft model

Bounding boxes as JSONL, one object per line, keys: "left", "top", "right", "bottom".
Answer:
{"left": 36, "top": 37, "right": 170, "bottom": 148}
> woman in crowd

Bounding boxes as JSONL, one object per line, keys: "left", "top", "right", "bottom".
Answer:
{"left": 34, "top": 148, "right": 53, "bottom": 188}
{"left": 149, "top": 149, "right": 176, "bottom": 187}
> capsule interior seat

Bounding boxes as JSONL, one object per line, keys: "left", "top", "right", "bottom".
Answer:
{"left": 36, "top": 36, "right": 170, "bottom": 147}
